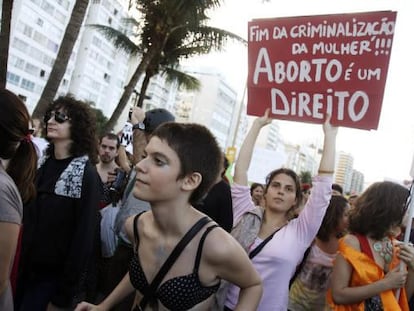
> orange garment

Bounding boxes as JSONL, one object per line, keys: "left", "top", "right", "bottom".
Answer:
{"left": 327, "top": 237, "right": 409, "bottom": 311}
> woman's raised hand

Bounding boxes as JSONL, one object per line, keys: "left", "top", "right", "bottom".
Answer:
{"left": 323, "top": 114, "right": 338, "bottom": 137}
{"left": 254, "top": 108, "right": 273, "bottom": 128}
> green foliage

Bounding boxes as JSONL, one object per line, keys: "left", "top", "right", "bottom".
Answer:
{"left": 92, "top": 107, "right": 109, "bottom": 137}
{"left": 299, "top": 171, "right": 312, "bottom": 185}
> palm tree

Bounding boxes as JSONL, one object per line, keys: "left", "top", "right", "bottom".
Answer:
{"left": 101, "top": 0, "right": 246, "bottom": 132}
{"left": 31, "top": 0, "right": 89, "bottom": 119}
{"left": 0, "top": 0, "right": 14, "bottom": 89}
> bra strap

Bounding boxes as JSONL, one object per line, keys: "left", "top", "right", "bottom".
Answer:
{"left": 193, "top": 224, "right": 219, "bottom": 272}
{"left": 139, "top": 216, "right": 211, "bottom": 309}
{"left": 133, "top": 211, "right": 146, "bottom": 253}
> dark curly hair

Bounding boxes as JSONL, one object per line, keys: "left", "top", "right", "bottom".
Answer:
{"left": 348, "top": 181, "right": 409, "bottom": 240}
{"left": 317, "top": 195, "right": 349, "bottom": 242}
{"left": 45, "top": 95, "right": 98, "bottom": 163}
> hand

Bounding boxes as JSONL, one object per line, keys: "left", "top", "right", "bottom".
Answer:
{"left": 130, "top": 107, "right": 145, "bottom": 125}
{"left": 396, "top": 242, "right": 414, "bottom": 270}
{"left": 254, "top": 108, "right": 273, "bottom": 127}
{"left": 382, "top": 266, "right": 408, "bottom": 290}
{"left": 107, "top": 170, "right": 117, "bottom": 184}
{"left": 74, "top": 301, "right": 103, "bottom": 311}
{"left": 322, "top": 114, "right": 338, "bottom": 138}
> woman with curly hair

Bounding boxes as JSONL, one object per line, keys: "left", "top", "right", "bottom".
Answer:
{"left": 0, "top": 89, "right": 37, "bottom": 310}
{"left": 16, "top": 95, "right": 102, "bottom": 311}
{"left": 329, "top": 181, "right": 414, "bottom": 310}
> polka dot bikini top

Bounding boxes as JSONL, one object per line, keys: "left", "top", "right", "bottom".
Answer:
{"left": 129, "top": 213, "right": 221, "bottom": 310}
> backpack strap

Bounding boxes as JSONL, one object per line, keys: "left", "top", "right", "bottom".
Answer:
{"left": 139, "top": 216, "right": 211, "bottom": 309}
{"left": 249, "top": 226, "right": 284, "bottom": 259}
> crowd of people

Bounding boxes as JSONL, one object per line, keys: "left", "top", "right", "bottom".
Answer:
{"left": 1, "top": 88, "right": 414, "bottom": 311}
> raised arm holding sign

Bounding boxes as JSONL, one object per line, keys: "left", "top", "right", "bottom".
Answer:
{"left": 247, "top": 10, "right": 397, "bottom": 130}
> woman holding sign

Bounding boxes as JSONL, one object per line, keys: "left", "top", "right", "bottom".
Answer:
{"left": 220, "top": 109, "right": 337, "bottom": 311}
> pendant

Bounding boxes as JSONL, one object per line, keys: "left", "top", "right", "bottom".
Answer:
{"left": 373, "top": 241, "right": 382, "bottom": 252}
{"left": 384, "top": 253, "right": 392, "bottom": 263}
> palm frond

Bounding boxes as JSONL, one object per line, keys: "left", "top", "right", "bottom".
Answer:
{"left": 88, "top": 24, "right": 141, "bottom": 55}
{"left": 162, "top": 67, "right": 201, "bottom": 91}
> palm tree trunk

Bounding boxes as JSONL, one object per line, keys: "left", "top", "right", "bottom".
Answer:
{"left": 136, "top": 71, "right": 152, "bottom": 108}
{"left": 103, "top": 48, "right": 158, "bottom": 132}
{"left": 31, "top": 0, "right": 89, "bottom": 118}
{"left": 0, "top": 0, "right": 14, "bottom": 89}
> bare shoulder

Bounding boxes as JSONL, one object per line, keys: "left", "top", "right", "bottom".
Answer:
{"left": 201, "top": 227, "right": 245, "bottom": 264}
{"left": 125, "top": 212, "right": 151, "bottom": 241}
{"left": 342, "top": 233, "right": 361, "bottom": 251}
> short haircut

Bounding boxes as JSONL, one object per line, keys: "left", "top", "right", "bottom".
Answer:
{"left": 99, "top": 132, "right": 120, "bottom": 149}
{"left": 152, "top": 122, "right": 221, "bottom": 205}
{"left": 348, "top": 181, "right": 409, "bottom": 240}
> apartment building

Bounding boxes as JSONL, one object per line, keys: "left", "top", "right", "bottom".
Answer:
{"left": 5, "top": 0, "right": 133, "bottom": 117}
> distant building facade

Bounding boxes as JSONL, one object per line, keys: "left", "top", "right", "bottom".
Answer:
{"left": 5, "top": 0, "right": 133, "bottom": 116}
{"left": 335, "top": 151, "right": 354, "bottom": 193}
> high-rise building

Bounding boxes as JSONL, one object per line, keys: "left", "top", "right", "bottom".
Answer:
{"left": 335, "top": 151, "right": 354, "bottom": 193}
{"left": 350, "top": 169, "right": 364, "bottom": 194}
{"left": 68, "top": 0, "right": 132, "bottom": 117}
{"left": 6, "top": 0, "right": 78, "bottom": 112}
{"left": 176, "top": 67, "right": 240, "bottom": 149}
{"left": 5, "top": 0, "right": 134, "bottom": 117}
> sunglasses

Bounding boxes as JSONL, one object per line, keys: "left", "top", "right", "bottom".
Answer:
{"left": 44, "top": 111, "right": 70, "bottom": 124}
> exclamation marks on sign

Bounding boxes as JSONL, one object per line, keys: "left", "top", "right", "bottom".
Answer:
{"left": 373, "top": 36, "right": 392, "bottom": 56}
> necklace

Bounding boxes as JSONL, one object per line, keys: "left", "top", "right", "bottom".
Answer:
{"left": 372, "top": 237, "right": 393, "bottom": 264}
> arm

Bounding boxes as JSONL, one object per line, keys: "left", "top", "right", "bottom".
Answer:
{"left": 0, "top": 222, "right": 19, "bottom": 295}
{"left": 0, "top": 182, "right": 22, "bottom": 296}
{"left": 130, "top": 107, "right": 147, "bottom": 165}
{"left": 295, "top": 116, "right": 338, "bottom": 241}
{"left": 233, "top": 109, "right": 272, "bottom": 186}
{"left": 75, "top": 215, "right": 138, "bottom": 311}
{"left": 317, "top": 114, "right": 337, "bottom": 176}
{"left": 209, "top": 231, "right": 263, "bottom": 310}
{"left": 331, "top": 235, "right": 408, "bottom": 305}
{"left": 118, "top": 107, "right": 145, "bottom": 172}
{"left": 117, "top": 146, "right": 132, "bottom": 173}
{"left": 75, "top": 273, "right": 135, "bottom": 311}
{"left": 397, "top": 242, "right": 414, "bottom": 298}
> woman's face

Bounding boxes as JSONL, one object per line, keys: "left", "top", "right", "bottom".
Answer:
{"left": 133, "top": 136, "right": 184, "bottom": 204}
{"left": 337, "top": 204, "right": 350, "bottom": 234}
{"left": 264, "top": 173, "right": 297, "bottom": 214}
{"left": 252, "top": 186, "right": 264, "bottom": 202}
{"left": 45, "top": 109, "right": 71, "bottom": 142}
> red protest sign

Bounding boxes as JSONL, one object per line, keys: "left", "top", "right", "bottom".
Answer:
{"left": 247, "top": 11, "right": 397, "bottom": 130}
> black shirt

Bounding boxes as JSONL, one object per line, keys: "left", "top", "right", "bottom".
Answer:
{"left": 195, "top": 179, "right": 233, "bottom": 232}
{"left": 20, "top": 156, "right": 101, "bottom": 307}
